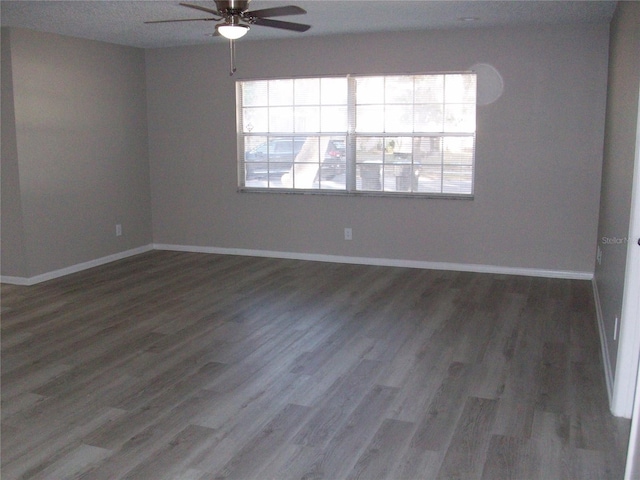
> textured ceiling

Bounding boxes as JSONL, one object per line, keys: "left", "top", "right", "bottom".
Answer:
{"left": 0, "top": 0, "right": 618, "bottom": 49}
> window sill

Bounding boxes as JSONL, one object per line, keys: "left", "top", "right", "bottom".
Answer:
{"left": 237, "top": 187, "right": 474, "bottom": 200}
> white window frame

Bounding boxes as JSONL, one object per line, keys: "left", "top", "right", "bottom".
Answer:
{"left": 237, "top": 72, "right": 477, "bottom": 198}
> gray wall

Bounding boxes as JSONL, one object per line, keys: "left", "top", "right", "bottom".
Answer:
{"left": 146, "top": 24, "right": 609, "bottom": 275}
{"left": 1, "top": 29, "right": 28, "bottom": 276}
{"left": 595, "top": 2, "right": 640, "bottom": 408}
{"left": 1, "top": 28, "right": 152, "bottom": 278}
{"left": 0, "top": 22, "right": 612, "bottom": 280}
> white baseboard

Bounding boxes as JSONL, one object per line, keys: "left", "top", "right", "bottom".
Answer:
{"left": 1, "top": 243, "right": 594, "bottom": 286}
{"left": 153, "top": 243, "right": 594, "bottom": 280}
{"left": 592, "top": 278, "right": 615, "bottom": 410}
{"left": 0, "top": 245, "right": 154, "bottom": 286}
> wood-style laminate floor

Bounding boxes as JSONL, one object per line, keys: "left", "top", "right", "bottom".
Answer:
{"left": 1, "top": 250, "right": 631, "bottom": 479}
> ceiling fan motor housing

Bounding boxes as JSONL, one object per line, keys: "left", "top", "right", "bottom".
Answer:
{"left": 215, "top": 0, "right": 251, "bottom": 16}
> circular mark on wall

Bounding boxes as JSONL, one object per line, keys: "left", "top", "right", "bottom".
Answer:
{"left": 470, "top": 63, "right": 504, "bottom": 105}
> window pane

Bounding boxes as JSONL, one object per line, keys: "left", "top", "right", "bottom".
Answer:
{"left": 445, "top": 74, "right": 476, "bottom": 103}
{"left": 245, "top": 162, "right": 268, "bottom": 182}
{"left": 356, "top": 77, "right": 384, "bottom": 104}
{"left": 321, "top": 106, "right": 347, "bottom": 132}
{"left": 355, "top": 136, "right": 384, "bottom": 163}
{"left": 294, "top": 78, "right": 320, "bottom": 105}
{"left": 413, "top": 136, "right": 442, "bottom": 165}
{"left": 295, "top": 106, "right": 320, "bottom": 132}
{"left": 444, "top": 136, "right": 474, "bottom": 162}
{"left": 269, "top": 79, "right": 293, "bottom": 106}
{"left": 444, "top": 104, "right": 476, "bottom": 132}
{"left": 415, "top": 75, "right": 444, "bottom": 103}
{"left": 443, "top": 136, "right": 474, "bottom": 165}
{"left": 385, "top": 105, "right": 413, "bottom": 132}
{"left": 356, "top": 105, "right": 384, "bottom": 132}
{"left": 274, "top": 138, "right": 294, "bottom": 153}
{"left": 269, "top": 106, "right": 294, "bottom": 132}
{"left": 275, "top": 136, "right": 335, "bottom": 189}
{"left": 414, "top": 104, "right": 443, "bottom": 132}
{"left": 244, "top": 136, "right": 299, "bottom": 184}
{"left": 244, "top": 135, "right": 267, "bottom": 152}
{"left": 416, "top": 165, "right": 443, "bottom": 193}
{"left": 269, "top": 163, "right": 291, "bottom": 184}
{"left": 356, "top": 164, "right": 382, "bottom": 191}
{"left": 385, "top": 76, "right": 414, "bottom": 104}
{"left": 242, "top": 80, "right": 268, "bottom": 107}
{"left": 387, "top": 137, "right": 413, "bottom": 163}
{"left": 443, "top": 165, "right": 473, "bottom": 194}
{"left": 383, "top": 164, "right": 419, "bottom": 192}
{"left": 320, "top": 136, "right": 346, "bottom": 188}
{"left": 243, "top": 107, "right": 268, "bottom": 133}
{"left": 288, "top": 162, "right": 322, "bottom": 189}
{"left": 321, "top": 77, "right": 348, "bottom": 105}
{"left": 244, "top": 135, "right": 269, "bottom": 182}
{"left": 293, "top": 137, "right": 321, "bottom": 164}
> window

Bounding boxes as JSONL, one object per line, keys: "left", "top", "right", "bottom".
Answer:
{"left": 238, "top": 73, "right": 476, "bottom": 197}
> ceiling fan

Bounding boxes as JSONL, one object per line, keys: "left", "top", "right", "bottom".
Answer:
{"left": 146, "top": 0, "right": 311, "bottom": 74}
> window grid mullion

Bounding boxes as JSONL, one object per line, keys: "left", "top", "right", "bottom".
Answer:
{"left": 346, "top": 75, "right": 357, "bottom": 192}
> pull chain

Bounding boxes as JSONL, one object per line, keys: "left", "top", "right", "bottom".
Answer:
{"left": 229, "top": 39, "right": 237, "bottom": 76}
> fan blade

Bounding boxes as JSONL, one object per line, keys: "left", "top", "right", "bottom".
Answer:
{"left": 179, "top": 2, "right": 222, "bottom": 16}
{"left": 252, "top": 17, "right": 310, "bottom": 32}
{"left": 145, "top": 17, "right": 217, "bottom": 24}
{"left": 247, "top": 5, "right": 306, "bottom": 18}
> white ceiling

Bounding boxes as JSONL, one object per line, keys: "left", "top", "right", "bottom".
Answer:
{"left": 0, "top": 0, "right": 618, "bottom": 49}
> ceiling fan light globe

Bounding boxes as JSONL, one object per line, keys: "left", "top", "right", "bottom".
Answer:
{"left": 217, "top": 24, "right": 249, "bottom": 39}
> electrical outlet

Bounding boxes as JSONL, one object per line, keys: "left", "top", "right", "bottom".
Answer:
{"left": 116, "top": 224, "right": 122, "bottom": 237}
{"left": 344, "top": 227, "right": 352, "bottom": 241}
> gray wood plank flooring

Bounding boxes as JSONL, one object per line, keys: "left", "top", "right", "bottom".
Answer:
{"left": 1, "top": 250, "right": 631, "bottom": 479}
